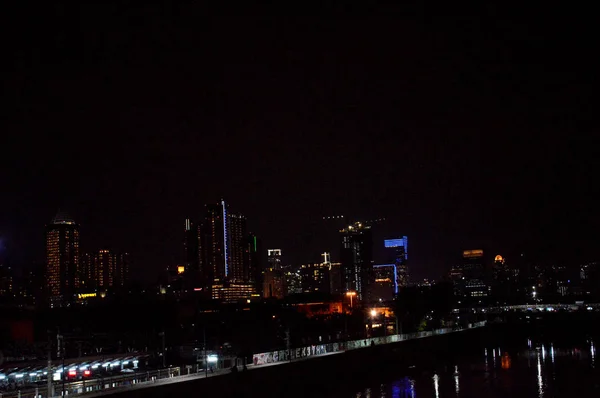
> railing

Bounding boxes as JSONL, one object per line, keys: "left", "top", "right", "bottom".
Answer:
{"left": 252, "top": 321, "right": 487, "bottom": 366}
{"left": 0, "top": 367, "right": 180, "bottom": 398}
{"left": 0, "top": 321, "right": 488, "bottom": 398}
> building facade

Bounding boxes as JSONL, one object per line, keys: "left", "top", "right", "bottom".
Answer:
{"left": 300, "top": 263, "right": 330, "bottom": 294}
{"left": 46, "top": 213, "right": 80, "bottom": 307}
{"left": 384, "top": 237, "right": 409, "bottom": 288}
{"left": 339, "top": 222, "right": 374, "bottom": 302}
{"left": 372, "top": 264, "right": 397, "bottom": 302}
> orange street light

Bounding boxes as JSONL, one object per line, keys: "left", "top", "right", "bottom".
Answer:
{"left": 370, "top": 309, "right": 378, "bottom": 317}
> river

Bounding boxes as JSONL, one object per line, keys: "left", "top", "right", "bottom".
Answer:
{"left": 351, "top": 321, "right": 600, "bottom": 397}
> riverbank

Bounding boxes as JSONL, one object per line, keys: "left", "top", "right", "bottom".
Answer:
{"left": 109, "top": 324, "right": 488, "bottom": 398}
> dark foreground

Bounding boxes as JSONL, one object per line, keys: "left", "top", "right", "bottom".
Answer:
{"left": 109, "top": 312, "right": 600, "bottom": 397}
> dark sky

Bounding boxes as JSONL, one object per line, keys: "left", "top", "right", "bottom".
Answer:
{"left": 1, "top": 4, "right": 598, "bottom": 282}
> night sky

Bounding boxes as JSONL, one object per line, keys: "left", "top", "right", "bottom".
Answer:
{"left": 2, "top": 5, "right": 598, "bottom": 282}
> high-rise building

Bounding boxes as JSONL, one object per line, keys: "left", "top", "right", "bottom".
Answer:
{"left": 228, "top": 213, "right": 248, "bottom": 282}
{"left": 46, "top": 213, "right": 80, "bottom": 307}
{"left": 247, "top": 234, "right": 264, "bottom": 295}
{"left": 95, "top": 249, "right": 115, "bottom": 289}
{"left": 340, "top": 222, "right": 374, "bottom": 301}
{"left": 284, "top": 268, "right": 302, "bottom": 295}
{"left": 263, "top": 249, "right": 284, "bottom": 299}
{"left": 200, "top": 200, "right": 251, "bottom": 298}
{"left": 372, "top": 264, "right": 396, "bottom": 302}
{"left": 184, "top": 218, "right": 201, "bottom": 272}
{"left": 263, "top": 269, "right": 285, "bottom": 299}
{"left": 79, "top": 253, "right": 94, "bottom": 289}
{"left": 115, "top": 252, "right": 130, "bottom": 287}
{"left": 460, "top": 249, "right": 489, "bottom": 300}
{"left": 329, "top": 262, "right": 343, "bottom": 295}
{"left": 384, "top": 237, "right": 409, "bottom": 288}
{"left": 267, "top": 249, "right": 282, "bottom": 270}
{"left": 300, "top": 263, "right": 330, "bottom": 294}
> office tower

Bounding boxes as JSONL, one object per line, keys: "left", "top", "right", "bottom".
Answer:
{"left": 461, "top": 249, "right": 489, "bottom": 300}
{"left": 267, "top": 249, "right": 282, "bottom": 270}
{"left": 228, "top": 213, "right": 248, "bottom": 282}
{"left": 115, "top": 252, "right": 130, "bottom": 287}
{"left": 199, "top": 200, "right": 252, "bottom": 301}
{"left": 247, "top": 234, "right": 264, "bottom": 295}
{"left": 202, "top": 200, "right": 249, "bottom": 284}
{"left": 329, "top": 262, "right": 343, "bottom": 295}
{"left": 263, "top": 269, "right": 285, "bottom": 299}
{"left": 372, "top": 264, "right": 396, "bottom": 302}
{"left": 94, "top": 249, "right": 115, "bottom": 289}
{"left": 339, "top": 222, "right": 374, "bottom": 301}
{"left": 284, "top": 267, "right": 302, "bottom": 295}
{"left": 492, "top": 254, "right": 510, "bottom": 284}
{"left": 300, "top": 263, "right": 330, "bottom": 294}
{"left": 263, "top": 249, "right": 284, "bottom": 298}
{"left": 184, "top": 218, "right": 201, "bottom": 272}
{"left": 384, "top": 237, "right": 409, "bottom": 288}
{"left": 202, "top": 201, "right": 227, "bottom": 284}
{"left": 79, "top": 253, "right": 94, "bottom": 290}
{"left": 46, "top": 213, "right": 80, "bottom": 307}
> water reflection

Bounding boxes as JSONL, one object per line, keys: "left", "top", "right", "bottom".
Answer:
{"left": 541, "top": 344, "right": 545, "bottom": 361}
{"left": 453, "top": 366, "right": 459, "bottom": 396}
{"left": 537, "top": 354, "right": 544, "bottom": 398}
{"left": 390, "top": 378, "right": 415, "bottom": 398}
{"left": 354, "top": 340, "right": 599, "bottom": 398}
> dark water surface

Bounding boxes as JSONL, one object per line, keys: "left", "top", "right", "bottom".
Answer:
{"left": 352, "top": 336, "right": 600, "bottom": 397}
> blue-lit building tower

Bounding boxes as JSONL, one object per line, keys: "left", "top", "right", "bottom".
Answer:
{"left": 384, "top": 236, "right": 409, "bottom": 288}
{"left": 196, "top": 200, "right": 253, "bottom": 301}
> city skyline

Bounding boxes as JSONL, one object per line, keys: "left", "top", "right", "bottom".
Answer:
{"left": 2, "top": 6, "right": 598, "bottom": 283}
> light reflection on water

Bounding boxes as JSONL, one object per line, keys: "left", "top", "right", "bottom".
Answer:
{"left": 352, "top": 338, "right": 600, "bottom": 398}
{"left": 537, "top": 354, "right": 544, "bottom": 397}
{"left": 454, "top": 366, "right": 460, "bottom": 396}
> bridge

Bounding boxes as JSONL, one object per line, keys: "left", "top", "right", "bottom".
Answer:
{"left": 454, "top": 302, "right": 600, "bottom": 314}
{"left": 0, "top": 322, "right": 487, "bottom": 398}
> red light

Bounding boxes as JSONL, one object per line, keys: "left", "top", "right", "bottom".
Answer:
{"left": 83, "top": 370, "right": 91, "bottom": 377}
{"left": 68, "top": 370, "right": 77, "bottom": 377}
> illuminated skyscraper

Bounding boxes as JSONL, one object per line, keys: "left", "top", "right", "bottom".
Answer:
{"left": 115, "top": 252, "right": 130, "bottom": 287}
{"left": 300, "top": 263, "right": 330, "bottom": 293}
{"left": 45, "top": 213, "right": 80, "bottom": 307}
{"left": 263, "top": 249, "right": 284, "bottom": 299}
{"left": 184, "top": 218, "right": 201, "bottom": 272}
{"left": 267, "top": 249, "right": 282, "bottom": 270}
{"left": 460, "top": 249, "right": 489, "bottom": 300}
{"left": 228, "top": 213, "right": 248, "bottom": 282}
{"left": 202, "top": 201, "right": 228, "bottom": 284}
{"left": 372, "top": 264, "right": 396, "bottom": 302}
{"left": 200, "top": 200, "right": 250, "bottom": 298}
{"left": 384, "top": 236, "right": 409, "bottom": 288}
{"left": 247, "top": 234, "right": 263, "bottom": 295}
{"left": 79, "top": 252, "right": 93, "bottom": 289}
{"left": 340, "top": 222, "right": 374, "bottom": 301}
{"left": 95, "top": 249, "right": 115, "bottom": 288}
